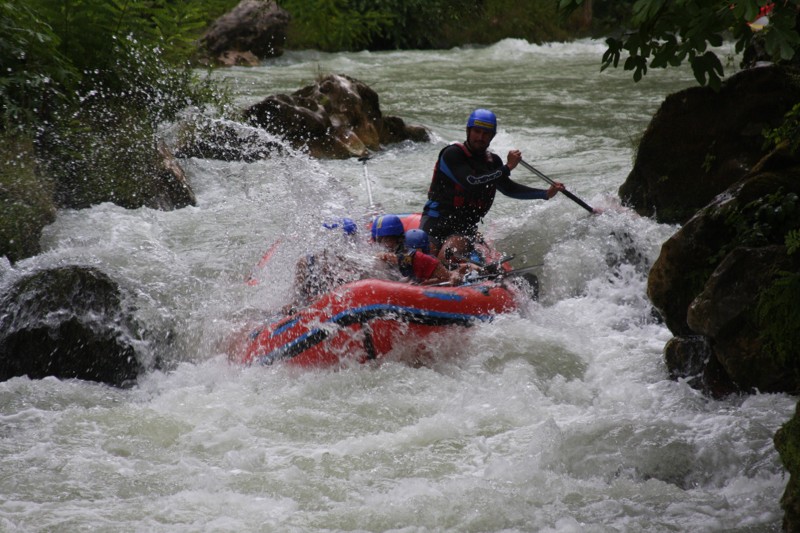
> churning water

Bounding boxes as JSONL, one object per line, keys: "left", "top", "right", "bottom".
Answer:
{"left": 1, "top": 39, "right": 793, "bottom": 532}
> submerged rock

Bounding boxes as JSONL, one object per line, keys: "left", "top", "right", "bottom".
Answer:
{"left": 174, "top": 118, "right": 286, "bottom": 162}
{"left": 0, "top": 266, "right": 158, "bottom": 387}
{"left": 155, "top": 141, "right": 197, "bottom": 210}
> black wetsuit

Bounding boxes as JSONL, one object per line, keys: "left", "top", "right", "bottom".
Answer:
{"left": 420, "top": 142, "right": 548, "bottom": 245}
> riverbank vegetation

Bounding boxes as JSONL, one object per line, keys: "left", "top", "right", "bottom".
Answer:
{"left": 3, "top": 0, "right": 800, "bottom": 261}
{"left": 281, "top": 0, "right": 577, "bottom": 51}
{"left": 1, "top": 1, "right": 233, "bottom": 260}
{"left": 0, "top": 0, "right": 602, "bottom": 262}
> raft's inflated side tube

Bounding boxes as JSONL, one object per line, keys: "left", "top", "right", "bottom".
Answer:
{"left": 239, "top": 278, "right": 518, "bottom": 367}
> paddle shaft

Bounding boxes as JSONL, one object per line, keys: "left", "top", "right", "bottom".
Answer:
{"left": 518, "top": 159, "right": 596, "bottom": 214}
{"left": 358, "top": 156, "right": 376, "bottom": 209}
{"left": 465, "top": 263, "right": 543, "bottom": 283}
{"left": 246, "top": 238, "right": 282, "bottom": 285}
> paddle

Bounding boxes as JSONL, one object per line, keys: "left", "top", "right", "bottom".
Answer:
{"left": 245, "top": 238, "right": 283, "bottom": 286}
{"left": 463, "top": 263, "right": 543, "bottom": 283}
{"left": 359, "top": 155, "right": 381, "bottom": 214}
{"left": 518, "top": 159, "right": 599, "bottom": 214}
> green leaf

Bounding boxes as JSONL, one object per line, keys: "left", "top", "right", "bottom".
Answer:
{"left": 574, "top": 0, "right": 800, "bottom": 87}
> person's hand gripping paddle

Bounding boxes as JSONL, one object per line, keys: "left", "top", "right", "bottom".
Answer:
{"left": 519, "top": 159, "right": 601, "bottom": 214}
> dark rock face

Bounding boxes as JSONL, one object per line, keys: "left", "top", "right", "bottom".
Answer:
{"left": 649, "top": 152, "right": 800, "bottom": 395}
{"left": 0, "top": 266, "right": 152, "bottom": 387}
{"left": 663, "top": 335, "right": 738, "bottom": 398}
{"left": 154, "top": 141, "right": 197, "bottom": 210}
{"left": 174, "top": 119, "right": 286, "bottom": 162}
{"left": 687, "top": 245, "right": 798, "bottom": 393}
{"left": 619, "top": 65, "right": 800, "bottom": 224}
{"left": 243, "top": 74, "right": 430, "bottom": 159}
{"left": 200, "top": 0, "right": 290, "bottom": 64}
{"left": 776, "top": 405, "right": 800, "bottom": 532}
{"left": 621, "top": 62, "right": 800, "bottom": 528}
{"left": 647, "top": 208, "right": 735, "bottom": 336}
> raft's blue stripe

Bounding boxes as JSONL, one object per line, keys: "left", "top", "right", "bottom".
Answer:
{"left": 254, "top": 303, "right": 493, "bottom": 365}
{"left": 271, "top": 317, "right": 299, "bottom": 337}
{"left": 422, "top": 291, "right": 464, "bottom": 301}
{"left": 328, "top": 303, "right": 490, "bottom": 324}
{"left": 259, "top": 329, "right": 322, "bottom": 363}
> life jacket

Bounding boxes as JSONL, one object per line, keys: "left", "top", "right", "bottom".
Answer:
{"left": 424, "top": 142, "right": 499, "bottom": 225}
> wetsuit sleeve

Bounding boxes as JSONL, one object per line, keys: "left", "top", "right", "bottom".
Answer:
{"left": 496, "top": 177, "right": 549, "bottom": 200}
{"left": 438, "top": 146, "right": 509, "bottom": 189}
{"left": 412, "top": 252, "right": 440, "bottom": 281}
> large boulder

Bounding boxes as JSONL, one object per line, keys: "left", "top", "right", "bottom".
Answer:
{"left": 776, "top": 403, "right": 800, "bottom": 532}
{"left": 687, "top": 245, "right": 799, "bottom": 393}
{"left": 37, "top": 106, "right": 197, "bottom": 212}
{"left": 243, "top": 74, "right": 429, "bottom": 159}
{"left": 0, "top": 266, "right": 159, "bottom": 387}
{"left": 619, "top": 64, "right": 800, "bottom": 224}
{"left": 649, "top": 147, "right": 800, "bottom": 395}
{"left": 200, "top": 0, "right": 290, "bottom": 66}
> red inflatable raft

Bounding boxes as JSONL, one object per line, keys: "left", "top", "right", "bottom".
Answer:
{"left": 234, "top": 277, "right": 522, "bottom": 367}
{"left": 230, "top": 212, "right": 534, "bottom": 368}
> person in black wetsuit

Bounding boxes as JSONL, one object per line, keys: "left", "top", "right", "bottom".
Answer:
{"left": 420, "top": 108, "right": 565, "bottom": 264}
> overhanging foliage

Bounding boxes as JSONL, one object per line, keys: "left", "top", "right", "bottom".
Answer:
{"left": 558, "top": 0, "right": 800, "bottom": 90}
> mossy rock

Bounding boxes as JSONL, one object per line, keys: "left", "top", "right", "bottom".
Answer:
{"left": 620, "top": 64, "right": 800, "bottom": 224}
{"left": 649, "top": 154, "right": 800, "bottom": 337}
{"left": 0, "top": 135, "right": 56, "bottom": 263}
{"left": 0, "top": 266, "right": 152, "bottom": 387}
{"left": 776, "top": 402, "right": 800, "bottom": 532}
{"left": 36, "top": 104, "right": 195, "bottom": 211}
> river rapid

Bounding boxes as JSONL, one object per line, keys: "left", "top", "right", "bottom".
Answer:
{"left": 1, "top": 39, "right": 795, "bottom": 532}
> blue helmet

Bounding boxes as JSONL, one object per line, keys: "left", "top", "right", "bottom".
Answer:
{"left": 467, "top": 109, "right": 497, "bottom": 133}
{"left": 372, "top": 214, "right": 404, "bottom": 239}
{"left": 404, "top": 229, "right": 430, "bottom": 254}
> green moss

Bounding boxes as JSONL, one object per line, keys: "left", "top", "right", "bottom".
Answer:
{"left": 757, "top": 270, "right": 800, "bottom": 369}
{"left": 777, "top": 403, "right": 800, "bottom": 529}
{"left": 702, "top": 152, "right": 716, "bottom": 174}
{"left": 711, "top": 188, "right": 800, "bottom": 265}
{"left": 764, "top": 102, "right": 800, "bottom": 154}
{"left": 788, "top": 229, "right": 800, "bottom": 255}
{"left": 757, "top": 227, "right": 800, "bottom": 374}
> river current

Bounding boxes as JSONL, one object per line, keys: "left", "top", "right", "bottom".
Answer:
{"left": 1, "top": 39, "right": 794, "bottom": 532}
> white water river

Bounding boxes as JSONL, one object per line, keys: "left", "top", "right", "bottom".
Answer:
{"left": 0, "top": 39, "right": 793, "bottom": 532}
